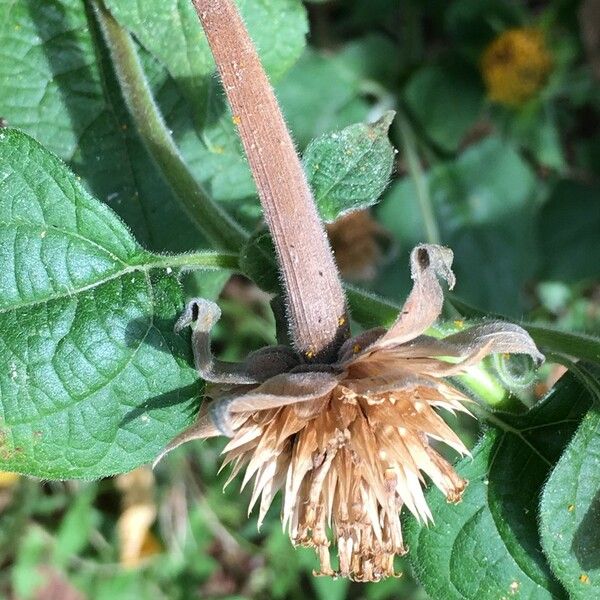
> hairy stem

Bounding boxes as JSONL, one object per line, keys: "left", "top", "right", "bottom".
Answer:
{"left": 149, "top": 251, "right": 239, "bottom": 271}
{"left": 92, "top": 0, "right": 247, "bottom": 252}
{"left": 191, "top": 0, "right": 349, "bottom": 360}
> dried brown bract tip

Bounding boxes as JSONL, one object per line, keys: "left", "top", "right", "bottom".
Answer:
{"left": 327, "top": 210, "right": 390, "bottom": 281}
{"left": 159, "top": 244, "right": 543, "bottom": 581}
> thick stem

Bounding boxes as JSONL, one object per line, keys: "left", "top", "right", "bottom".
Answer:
{"left": 191, "top": 0, "right": 349, "bottom": 360}
{"left": 93, "top": 0, "right": 247, "bottom": 252}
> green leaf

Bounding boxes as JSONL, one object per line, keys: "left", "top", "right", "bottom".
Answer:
{"left": 404, "top": 62, "right": 484, "bottom": 154}
{"left": 540, "top": 372, "right": 600, "bottom": 597}
{"left": 103, "top": 0, "right": 307, "bottom": 126}
{"left": 406, "top": 372, "right": 593, "bottom": 600}
{"left": 377, "top": 136, "right": 539, "bottom": 314}
{"left": 0, "top": 0, "right": 206, "bottom": 253}
{"left": 0, "top": 129, "right": 202, "bottom": 479}
{"left": 538, "top": 180, "right": 600, "bottom": 283}
{"left": 239, "top": 230, "right": 280, "bottom": 295}
{"left": 304, "top": 112, "right": 396, "bottom": 222}
{"left": 276, "top": 47, "right": 370, "bottom": 149}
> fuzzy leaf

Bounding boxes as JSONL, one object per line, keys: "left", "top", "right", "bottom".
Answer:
{"left": 103, "top": 0, "right": 307, "bottom": 127}
{"left": 0, "top": 0, "right": 207, "bottom": 253}
{"left": 405, "top": 372, "right": 593, "bottom": 599}
{"left": 304, "top": 113, "right": 396, "bottom": 222}
{"left": 0, "top": 129, "right": 200, "bottom": 479}
{"left": 239, "top": 230, "right": 280, "bottom": 295}
{"left": 540, "top": 370, "right": 600, "bottom": 598}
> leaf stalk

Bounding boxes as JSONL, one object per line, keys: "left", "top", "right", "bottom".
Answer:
{"left": 92, "top": 0, "right": 247, "bottom": 252}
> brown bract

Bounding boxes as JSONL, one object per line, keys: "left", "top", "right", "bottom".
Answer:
{"left": 158, "top": 244, "right": 543, "bottom": 582}
{"left": 327, "top": 210, "right": 390, "bottom": 281}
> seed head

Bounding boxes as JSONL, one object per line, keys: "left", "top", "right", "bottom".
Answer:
{"left": 159, "top": 244, "right": 543, "bottom": 581}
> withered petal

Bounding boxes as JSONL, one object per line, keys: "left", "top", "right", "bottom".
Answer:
{"left": 210, "top": 371, "right": 339, "bottom": 436}
{"left": 178, "top": 298, "right": 300, "bottom": 385}
{"left": 442, "top": 321, "right": 544, "bottom": 363}
{"left": 179, "top": 298, "right": 259, "bottom": 385}
{"left": 416, "top": 321, "right": 544, "bottom": 376}
{"left": 257, "top": 448, "right": 289, "bottom": 528}
{"left": 342, "top": 370, "right": 440, "bottom": 396}
{"left": 152, "top": 405, "right": 225, "bottom": 467}
{"left": 377, "top": 321, "right": 543, "bottom": 365}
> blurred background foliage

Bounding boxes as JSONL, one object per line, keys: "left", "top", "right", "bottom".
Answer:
{"left": 0, "top": 0, "right": 599, "bottom": 598}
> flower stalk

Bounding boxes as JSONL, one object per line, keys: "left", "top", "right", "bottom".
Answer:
{"left": 191, "top": 0, "right": 349, "bottom": 361}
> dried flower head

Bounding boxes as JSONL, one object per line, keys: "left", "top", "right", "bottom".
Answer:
{"left": 159, "top": 244, "right": 543, "bottom": 581}
{"left": 481, "top": 27, "right": 553, "bottom": 106}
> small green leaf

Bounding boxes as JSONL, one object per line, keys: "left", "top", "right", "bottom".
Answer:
{"left": 0, "top": 129, "right": 204, "bottom": 479}
{"left": 239, "top": 230, "right": 280, "bottom": 295}
{"left": 406, "top": 372, "right": 593, "bottom": 600}
{"left": 540, "top": 375, "right": 600, "bottom": 598}
{"left": 304, "top": 112, "right": 396, "bottom": 223}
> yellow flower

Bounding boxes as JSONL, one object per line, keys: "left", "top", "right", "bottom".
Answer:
{"left": 481, "top": 28, "right": 553, "bottom": 106}
{"left": 160, "top": 244, "right": 543, "bottom": 582}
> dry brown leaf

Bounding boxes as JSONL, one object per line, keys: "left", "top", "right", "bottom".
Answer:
{"left": 116, "top": 466, "right": 160, "bottom": 567}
